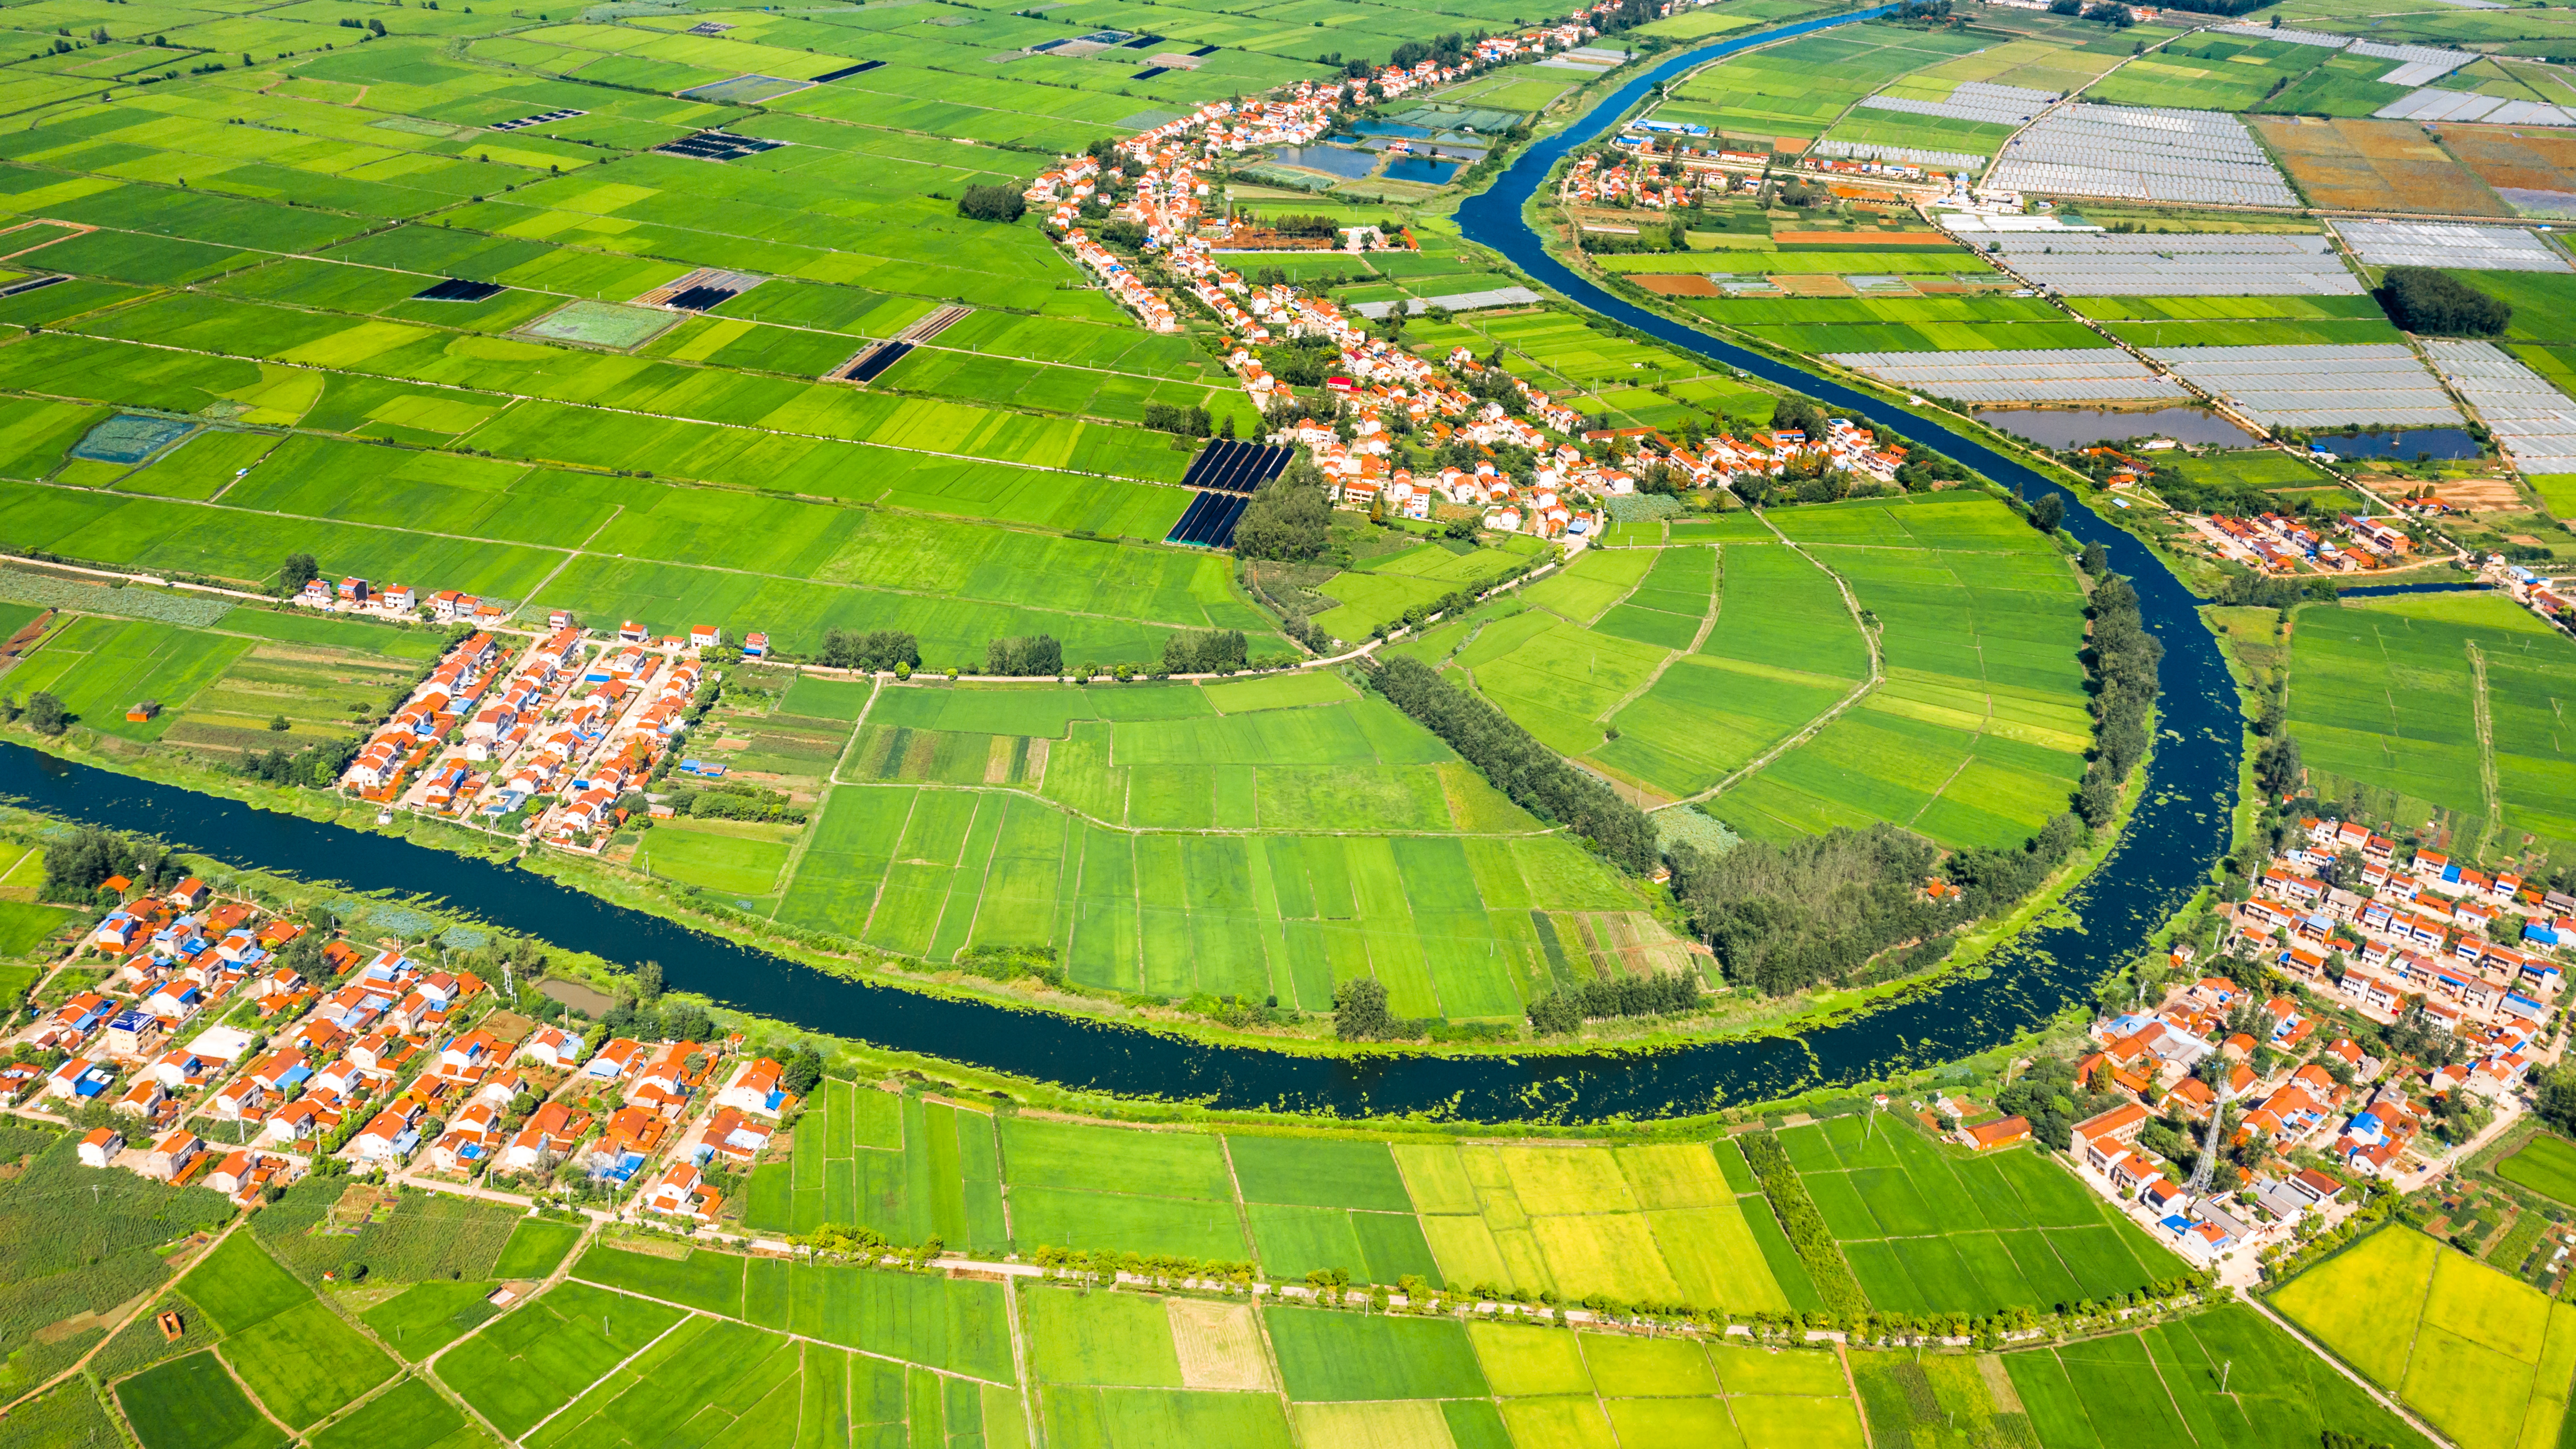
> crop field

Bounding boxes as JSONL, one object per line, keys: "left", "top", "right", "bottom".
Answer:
{"left": 1891, "top": 1303, "right": 2442, "bottom": 1449}
{"left": 1775, "top": 1119, "right": 2182, "bottom": 1317}
{"left": 771, "top": 678, "right": 1678, "bottom": 1019}
{"left": 735, "top": 1081, "right": 2150, "bottom": 1322}
{"left": 2252, "top": 116, "right": 2503, "bottom": 214}
{"left": 1023, "top": 1275, "right": 1867, "bottom": 1447}
{"left": 1658, "top": 27, "right": 1995, "bottom": 143}
{"left": 2273, "top": 1226, "right": 2576, "bottom": 1449}
{"left": 2065, "top": 293, "right": 2402, "bottom": 350}
{"left": 2086, "top": 32, "right": 2346, "bottom": 113}
{"left": 2285, "top": 593, "right": 2576, "bottom": 863}
{"left": 2499, "top": 1134, "right": 2576, "bottom": 1207}
{"left": 1307, "top": 536, "right": 1551, "bottom": 643}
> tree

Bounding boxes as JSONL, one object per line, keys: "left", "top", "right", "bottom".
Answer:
{"left": 279, "top": 552, "right": 320, "bottom": 597}
{"left": 635, "top": 960, "right": 663, "bottom": 1004}
{"left": 2079, "top": 540, "right": 2108, "bottom": 575}
{"left": 2029, "top": 492, "right": 2066, "bottom": 531}
{"left": 818, "top": 629, "right": 918, "bottom": 673}
{"left": 1333, "top": 978, "right": 1404, "bottom": 1041}
{"left": 1231, "top": 464, "right": 1333, "bottom": 562}
{"left": 2378, "top": 267, "right": 2509, "bottom": 337}
{"left": 25, "top": 691, "right": 66, "bottom": 736}
{"left": 2537, "top": 1064, "right": 2576, "bottom": 1136}
{"left": 985, "top": 634, "right": 1062, "bottom": 677}
{"left": 956, "top": 185, "right": 1027, "bottom": 224}
{"left": 781, "top": 1045, "right": 825, "bottom": 1097}
{"left": 1162, "top": 629, "right": 1247, "bottom": 675}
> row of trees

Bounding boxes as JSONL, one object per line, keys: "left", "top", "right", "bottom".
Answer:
{"left": 1371, "top": 657, "right": 1656, "bottom": 873}
{"left": 984, "top": 634, "right": 1063, "bottom": 677}
{"left": 817, "top": 628, "right": 920, "bottom": 674}
{"left": 955, "top": 185, "right": 1026, "bottom": 224}
{"left": 1161, "top": 628, "right": 1248, "bottom": 675}
{"left": 1526, "top": 970, "right": 1702, "bottom": 1034}
{"left": 240, "top": 737, "right": 360, "bottom": 789}
{"left": 1737, "top": 1132, "right": 1868, "bottom": 1315}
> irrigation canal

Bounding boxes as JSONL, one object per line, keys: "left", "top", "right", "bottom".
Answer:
{"left": 0, "top": 11, "right": 2249, "bottom": 1119}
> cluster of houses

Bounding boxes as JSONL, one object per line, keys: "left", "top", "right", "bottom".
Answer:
{"left": 2505, "top": 567, "right": 2575, "bottom": 632}
{"left": 2191, "top": 512, "right": 2419, "bottom": 575}
{"left": 2228, "top": 816, "right": 2572, "bottom": 1040}
{"left": 2028, "top": 820, "right": 2576, "bottom": 1262}
{"left": 1028, "top": 45, "right": 1927, "bottom": 542}
{"left": 346, "top": 616, "right": 719, "bottom": 850}
{"left": 2053, "top": 974, "right": 2392, "bottom": 1260}
{"left": 7, "top": 877, "right": 802, "bottom": 1231}
{"left": 296, "top": 576, "right": 512, "bottom": 626}
{"left": 1562, "top": 150, "right": 1705, "bottom": 211}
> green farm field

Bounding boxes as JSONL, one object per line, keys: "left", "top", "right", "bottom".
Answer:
{"left": 740, "top": 1079, "right": 2164, "bottom": 1322}
{"left": 1775, "top": 1117, "right": 2183, "bottom": 1318}
{"left": 2272, "top": 1226, "right": 2576, "bottom": 1449}
{"left": 2498, "top": 1135, "right": 2576, "bottom": 1208}
{"left": 2284, "top": 593, "right": 2576, "bottom": 864}
{"left": 765, "top": 676, "right": 1690, "bottom": 1020}
{"left": 1433, "top": 496, "right": 2090, "bottom": 851}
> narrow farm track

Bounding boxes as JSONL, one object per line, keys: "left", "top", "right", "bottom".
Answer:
{"left": 2467, "top": 639, "right": 2502, "bottom": 854}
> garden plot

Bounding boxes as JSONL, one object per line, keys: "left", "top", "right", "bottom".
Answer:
{"left": 2146, "top": 344, "right": 2462, "bottom": 427}
{"left": 516, "top": 298, "right": 685, "bottom": 350}
{"left": 2422, "top": 339, "right": 2576, "bottom": 474}
{"left": 2274, "top": 1227, "right": 2576, "bottom": 1449}
{"left": 1992, "top": 233, "right": 2363, "bottom": 296}
{"left": 1824, "top": 348, "right": 2185, "bottom": 403}
{"left": 1987, "top": 104, "right": 2299, "bottom": 206}
{"left": 2335, "top": 219, "right": 2573, "bottom": 272}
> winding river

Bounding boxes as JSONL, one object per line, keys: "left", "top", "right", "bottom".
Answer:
{"left": 0, "top": 11, "right": 2245, "bottom": 1119}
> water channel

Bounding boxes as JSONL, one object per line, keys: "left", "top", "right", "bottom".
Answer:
{"left": 0, "top": 10, "right": 2249, "bottom": 1120}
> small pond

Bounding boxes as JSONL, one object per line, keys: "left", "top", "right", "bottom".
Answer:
{"left": 1382, "top": 155, "right": 1465, "bottom": 185}
{"left": 1976, "top": 407, "right": 2256, "bottom": 449}
{"left": 1269, "top": 146, "right": 1376, "bottom": 179}
{"left": 2305, "top": 428, "right": 2485, "bottom": 461}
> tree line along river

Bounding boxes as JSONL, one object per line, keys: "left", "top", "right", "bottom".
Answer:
{"left": 0, "top": 11, "right": 2244, "bottom": 1119}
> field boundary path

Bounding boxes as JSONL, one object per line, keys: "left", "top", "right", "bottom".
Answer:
{"left": 0, "top": 1215, "right": 251, "bottom": 1421}
{"left": 1660, "top": 513, "right": 1883, "bottom": 813}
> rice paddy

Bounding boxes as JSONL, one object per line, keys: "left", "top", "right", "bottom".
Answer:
{"left": 1774, "top": 1118, "right": 2182, "bottom": 1318}
{"left": 764, "top": 676, "right": 1685, "bottom": 1020}
{"left": 1429, "top": 495, "right": 2090, "bottom": 850}
{"left": 2283, "top": 593, "right": 2576, "bottom": 864}
{"left": 739, "top": 1080, "right": 2169, "bottom": 1325}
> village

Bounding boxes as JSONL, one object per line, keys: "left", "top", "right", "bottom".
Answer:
{"left": 335, "top": 614, "right": 746, "bottom": 853}
{"left": 2, "top": 873, "right": 795, "bottom": 1234}
{"left": 1022, "top": 5, "right": 1921, "bottom": 544}
{"left": 1927, "top": 816, "right": 2576, "bottom": 1280}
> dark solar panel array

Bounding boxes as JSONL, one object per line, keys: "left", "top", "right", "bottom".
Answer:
{"left": 0, "top": 274, "right": 65, "bottom": 299}
{"left": 1121, "top": 32, "right": 1164, "bottom": 46}
{"left": 655, "top": 131, "right": 786, "bottom": 162}
{"left": 663, "top": 284, "right": 741, "bottom": 312}
{"left": 810, "top": 60, "right": 883, "bottom": 81}
{"left": 1130, "top": 67, "right": 1167, "bottom": 79}
{"left": 839, "top": 341, "right": 913, "bottom": 383}
{"left": 412, "top": 278, "right": 504, "bottom": 302}
{"left": 492, "top": 108, "right": 585, "bottom": 132}
{"left": 1176, "top": 440, "right": 1292, "bottom": 496}
{"left": 1166, "top": 491, "right": 1250, "bottom": 548}
{"left": 1187, "top": 44, "right": 1219, "bottom": 56}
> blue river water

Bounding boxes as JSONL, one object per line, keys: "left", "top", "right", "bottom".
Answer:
{"left": 0, "top": 10, "right": 2246, "bottom": 1120}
